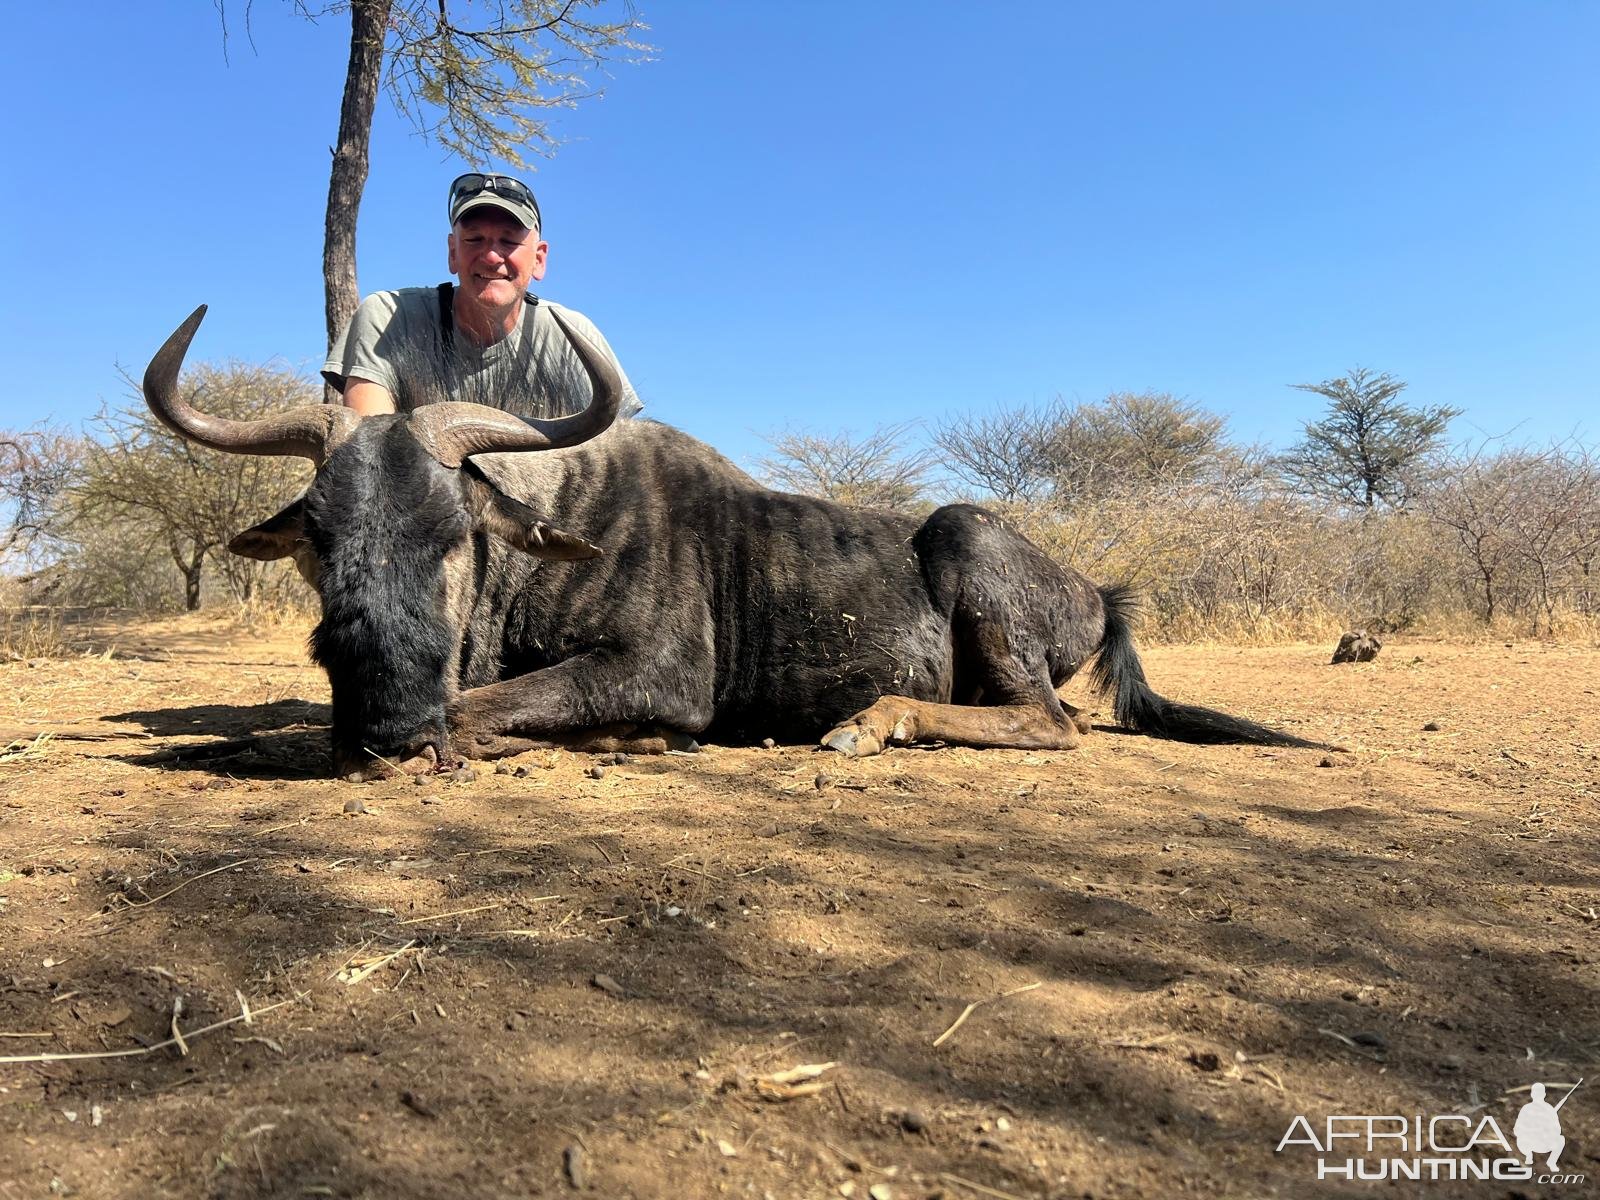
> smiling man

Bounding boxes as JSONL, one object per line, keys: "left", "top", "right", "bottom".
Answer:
{"left": 323, "top": 172, "right": 641, "bottom": 420}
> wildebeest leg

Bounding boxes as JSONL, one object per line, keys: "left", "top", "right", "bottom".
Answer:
{"left": 822, "top": 696, "right": 1081, "bottom": 756}
{"left": 1058, "top": 698, "right": 1094, "bottom": 734}
{"left": 458, "top": 724, "right": 699, "bottom": 760}
{"left": 448, "top": 653, "right": 708, "bottom": 759}
{"left": 823, "top": 617, "right": 1081, "bottom": 756}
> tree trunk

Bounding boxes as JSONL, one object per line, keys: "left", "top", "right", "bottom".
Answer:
{"left": 169, "top": 539, "right": 206, "bottom": 612}
{"left": 323, "top": 0, "right": 392, "bottom": 403}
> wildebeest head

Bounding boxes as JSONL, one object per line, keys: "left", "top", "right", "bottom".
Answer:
{"left": 141, "top": 306, "right": 620, "bottom": 780}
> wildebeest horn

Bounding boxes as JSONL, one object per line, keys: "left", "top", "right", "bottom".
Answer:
{"left": 143, "top": 305, "right": 359, "bottom": 464}
{"left": 408, "top": 308, "right": 623, "bottom": 467}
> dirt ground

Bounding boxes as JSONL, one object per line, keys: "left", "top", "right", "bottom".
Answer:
{"left": 0, "top": 615, "right": 1596, "bottom": 1200}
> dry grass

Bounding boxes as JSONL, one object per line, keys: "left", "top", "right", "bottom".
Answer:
{"left": 0, "top": 606, "right": 68, "bottom": 660}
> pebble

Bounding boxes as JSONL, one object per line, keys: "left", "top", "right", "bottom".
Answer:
{"left": 1423, "top": 721, "right": 1442, "bottom": 732}
{"left": 587, "top": 764, "right": 607, "bottom": 780}
{"left": 899, "top": 1109, "right": 928, "bottom": 1133}
{"left": 342, "top": 797, "right": 368, "bottom": 815}
{"left": 1318, "top": 756, "right": 1335, "bottom": 768}
{"left": 1352, "top": 1030, "right": 1388, "bottom": 1049}
{"left": 446, "top": 767, "right": 477, "bottom": 784}
{"left": 494, "top": 760, "right": 515, "bottom": 775}
{"left": 761, "top": 737, "right": 776, "bottom": 749}
{"left": 814, "top": 772, "right": 832, "bottom": 790}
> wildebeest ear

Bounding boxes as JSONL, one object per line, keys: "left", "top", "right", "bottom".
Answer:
{"left": 229, "top": 498, "right": 305, "bottom": 560}
{"left": 482, "top": 490, "right": 603, "bottom": 560}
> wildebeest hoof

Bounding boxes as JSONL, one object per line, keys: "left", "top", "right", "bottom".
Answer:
{"left": 822, "top": 725, "right": 882, "bottom": 757}
{"left": 338, "top": 742, "right": 439, "bottom": 781}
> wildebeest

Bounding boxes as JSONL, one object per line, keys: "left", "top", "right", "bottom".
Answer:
{"left": 143, "top": 306, "right": 1322, "bottom": 780}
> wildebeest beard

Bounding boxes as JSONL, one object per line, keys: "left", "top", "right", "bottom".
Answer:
{"left": 305, "top": 418, "right": 473, "bottom": 776}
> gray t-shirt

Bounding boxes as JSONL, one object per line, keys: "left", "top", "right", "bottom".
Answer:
{"left": 322, "top": 287, "right": 642, "bottom": 419}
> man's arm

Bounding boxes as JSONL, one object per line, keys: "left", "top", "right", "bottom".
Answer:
{"left": 344, "top": 379, "right": 397, "bottom": 416}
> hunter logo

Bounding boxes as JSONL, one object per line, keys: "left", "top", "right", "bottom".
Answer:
{"left": 1515, "top": 1081, "right": 1578, "bottom": 1170}
{"left": 1277, "top": 1078, "right": 1585, "bottom": 1185}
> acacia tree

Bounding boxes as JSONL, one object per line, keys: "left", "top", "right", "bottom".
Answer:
{"left": 71, "top": 364, "right": 315, "bottom": 611}
{"left": 0, "top": 427, "right": 83, "bottom": 564}
{"left": 931, "top": 402, "right": 1060, "bottom": 503}
{"left": 759, "top": 424, "right": 934, "bottom": 511}
{"left": 932, "top": 391, "right": 1232, "bottom": 505}
{"left": 311, "top": 0, "right": 651, "bottom": 379}
{"left": 1279, "top": 368, "right": 1458, "bottom": 510}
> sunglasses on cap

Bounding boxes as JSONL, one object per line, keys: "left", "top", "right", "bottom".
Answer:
{"left": 448, "top": 173, "right": 542, "bottom": 229}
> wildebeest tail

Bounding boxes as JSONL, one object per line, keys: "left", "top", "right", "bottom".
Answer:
{"left": 1089, "top": 583, "right": 1326, "bottom": 748}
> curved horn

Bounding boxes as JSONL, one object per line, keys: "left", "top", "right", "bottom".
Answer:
{"left": 409, "top": 307, "right": 623, "bottom": 467}
{"left": 142, "top": 305, "right": 359, "bottom": 464}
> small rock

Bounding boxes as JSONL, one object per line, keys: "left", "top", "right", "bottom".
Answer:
{"left": 413, "top": 775, "right": 428, "bottom": 786}
{"left": 587, "top": 764, "right": 607, "bottom": 780}
{"left": 494, "top": 760, "right": 515, "bottom": 775}
{"left": 1318, "top": 756, "right": 1335, "bottom": 768}
{"left": 869, "top": 1185, "right": 893, "bottom": 1200}
{"left": 399, "top": 1090, "right": 436, "bottom": 1118}
{"left": 1188, "top": 1050, "right": 1221, "bottom": 1072}
{"left": 513, "top": 766, "right": 531, "bottom": 778}
{"left": 995, "top": 1115, "right": 1011, "bottom": 1132}
{"left": 592, "top": 973, "right": 627, "bottom": 998}
{"left": 1423, "top": 721, "right": 1442, "bottom": 732}
{"left": 814, "top": 772, "right": 832, "bottom": 790}
{"left": 342, "top": 797, "right": 368, "bottom": 815}
{"left": 761, "top": 737, "right": 776, "bottom": 749}
{"left": 1352, "top": 1030, "right": 1388, "bottom": 1050}
{"left": 1331, "top": 629, "right": 1382, "bottom": 664}
{"left": 899, "top": 1109, "right": 928, "bottom": 1133}
{"left": 446, "top": 767, "right": 477, "bottom": 784}
{"left": 716, "top": 1138, "right": 738, "bottom": 1157}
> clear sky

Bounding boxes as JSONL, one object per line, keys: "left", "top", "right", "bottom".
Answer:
{"left": 2, "top": 2, "right": 1595, "bottom": 473}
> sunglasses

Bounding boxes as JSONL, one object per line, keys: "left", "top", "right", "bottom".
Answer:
{"left": 448, "top": 173, "right": 542, "bottom": 229}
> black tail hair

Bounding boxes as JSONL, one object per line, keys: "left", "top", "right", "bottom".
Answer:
{"left": 1089, "top": 583, "right": 1329, "bottom": 748}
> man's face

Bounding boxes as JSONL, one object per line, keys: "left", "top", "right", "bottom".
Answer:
{"left": 447, "top": 209, "right": 548, "bottom": 312}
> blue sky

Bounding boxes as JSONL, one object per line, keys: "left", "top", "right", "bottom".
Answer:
{"left": 2, "top": 2, "right": 1595, "bottom": 474}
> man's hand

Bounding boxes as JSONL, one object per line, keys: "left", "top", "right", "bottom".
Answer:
{"left": 345, "top": 379, "right": 397, "bottom": 416}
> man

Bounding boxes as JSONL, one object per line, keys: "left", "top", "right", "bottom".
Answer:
{"left": 1513, "top": 1082, "right": 1568, "bottom": 1170}
{"left": 323, "top": 172, "right": 641, "bottom": 420}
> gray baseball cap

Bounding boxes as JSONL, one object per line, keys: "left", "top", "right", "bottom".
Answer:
{"left": 448, "top": 173, "right": 542, "bottom": 233}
